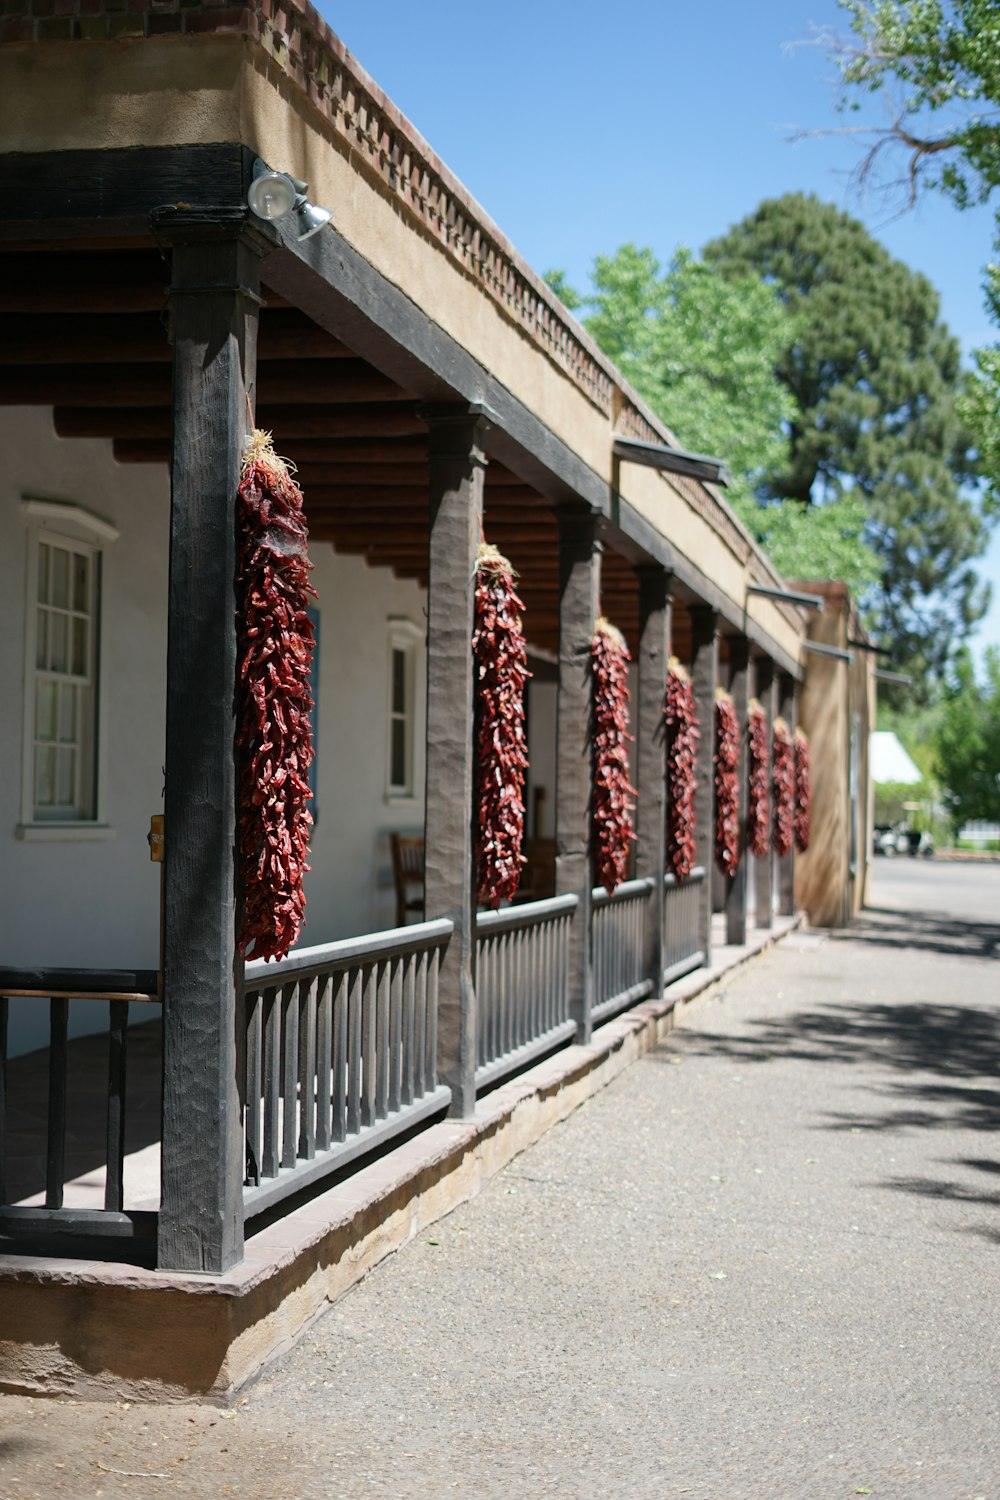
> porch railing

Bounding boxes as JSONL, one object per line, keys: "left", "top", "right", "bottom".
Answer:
{"left": 474, "top": 894, "right": 577, "bottom": 1091}
{"left": 0, "top": 969, "right": 160, "bottom": 1248}
{"left": 590, "top": 878, "right": 655, "bottom": 1025}
{"left": 242, "top": 919, "right": 452, "bottom": 1219}
{"left": 663, "top": 868, "right": 706, "bottom": 984}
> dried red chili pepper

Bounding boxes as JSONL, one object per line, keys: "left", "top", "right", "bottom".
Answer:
{"left": 665, "top": 657, "right": 699, "bottom": 880}
{"left": 747, "top": 697, "right": 770, "bottom": 858}
{"left": 473, "top": 544, "right": 530, "bottom": 908}
{"left": 794, "top": 728, "right": 812, "bottom": 853}
{"left": 591, "top": 618, "right": 637, "bottom": 894}
{"left": 714, "top": 688, "right": 740, "bottom": 877}
{"left": 235, "top": 429, "right": 316, "bottom": 961}
{"left": 772, "top": 716, "right": 795, "bottom": 858}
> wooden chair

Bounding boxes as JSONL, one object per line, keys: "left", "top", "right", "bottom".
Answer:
{"left": 390, "top": 833, "right": 424, "bottom": 927}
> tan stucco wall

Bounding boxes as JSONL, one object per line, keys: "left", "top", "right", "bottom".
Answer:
{"left": 796, "top": 604, "right": 849, "bottom": 927}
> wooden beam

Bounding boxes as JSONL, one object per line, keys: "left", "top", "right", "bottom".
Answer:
{"left": 55, "top": 403, "right": 427, "bottom": 441}
{"left": 725, "top": 637, "right": 750, "bottom": 946}
{"left": 753, "top": 659, "right": 776, "bottom": 931}
{"left": 0, "top": 360, "right": 411, "bottom": 408}
{"left": 555, "top": 507, "right": 601, "bottom": 1044}
{"left": 778, "top": 672, "right": 796, "bottom": 918}
{"left": 422, "top": 407, "right": 488, "bottom": 1121}
{"left": 635, "top": 567, "right": 672, "bottom": 993}
{"left": 690, "top": 607, "right": 719, "bottom": 966}
{"left": 0, "top": 250, "right": 170, "bottom": 313}
{"left": 156, "top": 214, "right": 267, "bottom": 1276}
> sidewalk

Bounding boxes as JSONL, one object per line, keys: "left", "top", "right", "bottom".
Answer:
{"left": 1, "top": 864, "right": 997, "bottom": 1498}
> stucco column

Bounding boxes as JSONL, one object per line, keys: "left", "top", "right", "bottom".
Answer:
{"left": 555, "top": 507, "right": 601, "bottom": 1043}
{"left": 635, "top": 566, "right": 672, "bottom": 994}
{"left": 422, "top": 406, "right": 489, "bottom": 1120}
{"left": 689, "top": 607, "right": 719, "bottom": 966}
{"left": 156, "top": 210, "right": 269, "bottom": 1275}
{"left": 725, "top": 636, "right": 751, "bottom": 946}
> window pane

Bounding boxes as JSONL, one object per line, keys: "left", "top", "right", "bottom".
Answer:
{"left": 51, "top": 547, "right": 70, "bottom": 609}
{"left": 36, "top": 679, "right": 57, "bottom": 742}
{"left": 391, "top": 648, "right": 406, "bottom": 714}
{"left": 35, "top": 745, "right": 56, "bottom": 807}
{"left": 71, "top": 616, "right": 88, "bottom": 676}
{"left": 58, "top": 683, "right": 76, "bottom": 743}
{"left": 72, "top": 552, "right": 90, "bottom": 613}
{"left": 390, "top": 717, "right": 407, "bottom": 789}
{"left": 57, "top": 747, "right": 76, "bottom": 807}
{"left": 36, "top": 607, "right": 48, "bottom": 670}
{"left": 50, "top": 612, "right": 68, "bottom": 673}
{"left": 37, "top": 543, "right": 50, "bottom": 603}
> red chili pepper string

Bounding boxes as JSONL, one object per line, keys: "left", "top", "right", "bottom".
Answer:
{"left": 772, "top": 717, "right": 795, "bottom": 858}
{"left": 235, "top": 430, "right": 317, "bottom": 962}
{"left": 714, "top": 689, "right": 740, "bottom": 877}
{"left": 664, "top": 657, "right": 700, "bottom": 880}
{"left": 747, "top": 698, "right": 770, "bottom": 858}
{"left": 794, "top": 728, "right": 812, "bottom": 853}
{"left": 591, "top": 618, "right": 637, "bottom": 894}
{"left": 473, "top": 544, "right": 530, "bottom": 908}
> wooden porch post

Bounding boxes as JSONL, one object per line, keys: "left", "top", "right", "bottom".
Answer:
{"left": 422, "top": 406, "right": 488, "bottom": 1120}
{"left": 635, "top": 566, "right": 672, "bottom": 995}
{"left": 555, "top": 507, "right": 601, "bottom": 1044}
{"left": 725, "top": 636, "right": 750, "bottom": 947}
{"left": 156, "top": 211, "right": 268, "bottom": 1274}
{"left": 754, "top": 658, "right": 776, "bottom": 930}
{"left": 778, "top": 670, "right": 797, "bottom": 917}
{"left": 689, "top": 607, "right": 719, "bottom": 967}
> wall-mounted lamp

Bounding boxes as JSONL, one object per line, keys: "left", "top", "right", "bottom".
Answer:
{"left": 247, "top": 158, "right": 332, "bottom": 241}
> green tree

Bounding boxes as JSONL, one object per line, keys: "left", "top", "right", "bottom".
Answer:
{"left": 706, "top": 193, "right": 991, "bottom": 689}
{"left": 544, "top": 246, "right": 878, "bottom": 593}
{"left": 935, "top": 645, "right": 1000, "bottom": 829}
{"left": 817, "top": 0, "right": 1000, "bottom": 507}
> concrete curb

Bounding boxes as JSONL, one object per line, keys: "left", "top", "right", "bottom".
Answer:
{"left": 0, "top": 914, "right": 800, "bottom": 1403}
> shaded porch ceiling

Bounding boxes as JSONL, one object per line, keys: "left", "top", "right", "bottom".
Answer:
{"left": 1, "top": 244, "right": 654, "bottom": 657}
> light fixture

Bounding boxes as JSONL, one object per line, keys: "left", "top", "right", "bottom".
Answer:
{"left": 247, "top": 158, "right": 332, "bottom": 241}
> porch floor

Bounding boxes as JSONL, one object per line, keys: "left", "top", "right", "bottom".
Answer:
{"left": 0, "top": 913, "right": 799, "bottom": 1402}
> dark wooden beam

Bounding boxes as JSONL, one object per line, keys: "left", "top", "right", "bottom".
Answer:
{"left": 635, "top": 567, "right": 672, "bottom": 993}
{"left": 422, "top": 407, "right": 489, "bottom": 1120}
{"left": 55, "top": 403, "right": 427, "bottom": 442}
{"left": 555, "top": 507, "right": 601, "bottom": 1044}
{"left": 725, "top": 637, "right": 750, "bottom": 946}
{"left": 753, "top": 659, "right": 776, "bottom": 931}
{"left": 0, "top": 360, "right": 411, "bottom": 408}
{"left": 0, "top": 250, "right": 170, "bottom": 313}
{"left": 690, "top": 607, "right": 719, "bottom": 966}
{"left": 156, "top": 213, "right": 268, "bottom": 1275}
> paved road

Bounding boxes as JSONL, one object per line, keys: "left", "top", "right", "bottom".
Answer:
{"left": 2, "top": 861, "right": 998, "bottom": 1499}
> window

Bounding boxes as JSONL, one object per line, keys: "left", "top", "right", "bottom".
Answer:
{"left": 385, "top": 620, "right": 422, "bottom": 800}
{"left": 20, "top": 500, "right": 117, "bottom": 835}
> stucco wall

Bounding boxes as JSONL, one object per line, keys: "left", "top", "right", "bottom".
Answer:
{"left": 0, "top": 407, "right": 429, "bottom": 1056}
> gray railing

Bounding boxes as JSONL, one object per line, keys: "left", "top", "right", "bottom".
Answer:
{"left": 475, "top": 894, "right": 577, "bottom": 1091}
{"left": 664, "top": 867, "right": 706, "bottom": 984}
{"left": 0, "top": 968, "right": 160, "bottom": 1250}
{"left": 591, "top": 878, "right": 655, "bottom": 1024}
{"left": 243, "top": 919, "right": 452, "bottom": 1219}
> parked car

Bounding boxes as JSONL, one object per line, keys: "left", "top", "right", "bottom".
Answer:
{"left": 874, "top": 824, "right": 934, "bottom": 858}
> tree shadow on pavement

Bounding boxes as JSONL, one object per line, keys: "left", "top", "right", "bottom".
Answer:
{"left": 827, "top": 905, "right": 1000, "bottom": 961}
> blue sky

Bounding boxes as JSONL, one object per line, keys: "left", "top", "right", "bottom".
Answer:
{"left": 318, "top": 0, "right": 999, "bottom": 665}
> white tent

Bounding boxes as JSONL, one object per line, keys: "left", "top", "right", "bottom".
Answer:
{"left": 870, "top": 730, "right": 922, "bottom": 785}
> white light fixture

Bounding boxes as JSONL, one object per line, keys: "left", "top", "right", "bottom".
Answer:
{"left": 247, "top": 158, "right": 332, "bottom": 241}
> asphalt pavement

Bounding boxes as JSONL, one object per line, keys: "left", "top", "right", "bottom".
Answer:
{"left": 2, "top": 859, "right": 998, "bottom": 1500}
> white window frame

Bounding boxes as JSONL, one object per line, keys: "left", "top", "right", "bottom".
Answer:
{"left": 18, "top": 498, "right": 118, "bottom": 841}
{"left": 384, "top": 618, "right": 423, "bottom": 803}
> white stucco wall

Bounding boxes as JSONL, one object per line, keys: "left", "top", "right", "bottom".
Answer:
{"left": 0, "top": 408, "right": 428, "bottom": 1057}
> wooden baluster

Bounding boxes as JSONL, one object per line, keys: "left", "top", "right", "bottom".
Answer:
{"left": 281, "top": 982, "right": 299, "bottom": 1169}
{"left": 389, "top": 959, "right": 403, "bottom": 1115}
{"left": 46, "top": 997, "right": 69, "bottom": 1209}
{"left": 428, "top": 946, "right": 439, "bottom": 1090}
{"left": 375, "top": 962, "right": 390, "bottom": 1121}
{"left": 332, "top": 971, "right": 348, "bottom": 1144}
{"left": 245, "top": 991, "right": 263, "bottom": 1184}
{"left": 298, "top": 977, "right": 317, "bottom": 1161}
{"left": 262, "top": 989, "right": 280, "bottom": 1179}
{"left": 316, "top": 976, "right": 332, "bottom": 1154}
{"left": 414, "top": 951, "right": 428, "bottom": 1099}
{"left": 104, "top": 1000, "right": 129, "bottom": 1213}
{"left": 402, "top": 953, "right": 415, "bottom": 1107}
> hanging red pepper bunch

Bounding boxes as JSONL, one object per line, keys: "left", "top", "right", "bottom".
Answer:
{"left": 665, "top": 657, "right": 700, "bottom": 880}
{"left": 591, "top": 618, "right": 637, "bottom": 894}
{"left": 772, "top": 716, "right": 795, "bottom": 858}
{"left": 794, "top": 727, "right": 813, "bottom": 853}
{"left": 235, "top": 429, "right": 317, "bottom": 962}
{"left": 747, "top": 697, "right": 770, "bottom": 858}
{"left": 473, "top": 543, "right": 530, "bottom": 908}
{"left": 714, "top": 688, "right": 740, "bottom": 877}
